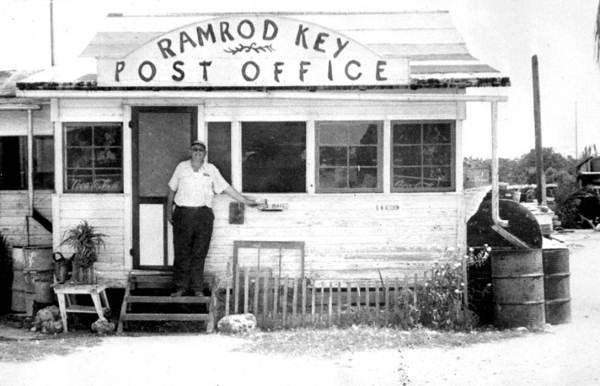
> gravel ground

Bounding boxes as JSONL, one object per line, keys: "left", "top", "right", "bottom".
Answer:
{"left": 1, "top": 230, "right": 599, "bottom": 386}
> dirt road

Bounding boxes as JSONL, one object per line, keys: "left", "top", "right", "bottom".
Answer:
{"left": 1, "top": 231, "right": 599, "bottom": 386}
{"left": 401, "top": 230, "right": 600, "bottom": 385}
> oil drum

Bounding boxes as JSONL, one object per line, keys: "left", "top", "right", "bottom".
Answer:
{"left": 491, "top": 248, "right": 545, "bottom": 329}
{"left": 543, "top": 248, "right": 571, "bottom": 324}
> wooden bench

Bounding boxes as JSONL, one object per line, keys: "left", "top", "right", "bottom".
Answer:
{"left": 53, "top": 283, "right": 110, "bottom": 333}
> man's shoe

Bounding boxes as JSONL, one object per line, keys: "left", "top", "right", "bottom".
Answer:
{"left": 170, "top": 289, "right": 185, "bottom": 297}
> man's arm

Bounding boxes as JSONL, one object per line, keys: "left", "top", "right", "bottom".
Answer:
{"left": 223, "top": 186, "right": 260, "bottom": 207}
{"left": 167, "top": 188, "right": 176, "bottom": 224}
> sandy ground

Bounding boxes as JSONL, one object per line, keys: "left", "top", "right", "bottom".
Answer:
{"left": 1, "top": 231, "right": 599, "bottom": 386}
{"left": 401, "top": 230, "right": 600, "bottom": 386}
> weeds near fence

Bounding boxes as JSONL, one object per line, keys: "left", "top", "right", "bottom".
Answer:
{"left": 216, "top": 255, "right": 476, "bottom": 331}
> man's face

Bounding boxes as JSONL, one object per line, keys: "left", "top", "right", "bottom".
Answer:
{"left": 190, "top": 145, "right": 206, "bottom": 160}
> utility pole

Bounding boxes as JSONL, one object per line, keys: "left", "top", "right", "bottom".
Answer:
{"left": 532, "top": 55, "right": 546, "bottom": 205}
{"left": 50, "top": 0, "right": 55, "bottom": 66}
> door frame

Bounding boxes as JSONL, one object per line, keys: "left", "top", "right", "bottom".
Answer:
{"left": 131, "top": 106, "right": 198, "bottom": 270}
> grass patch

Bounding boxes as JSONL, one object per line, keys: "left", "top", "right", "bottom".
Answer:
{"left": 0, "top": 333, "right": 103, "bottom": 363}
{"left": 240, "top": 326, "right": 538, "bottom": 358}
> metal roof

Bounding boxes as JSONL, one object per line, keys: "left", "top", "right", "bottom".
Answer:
{"left": 19, "top": 11, "right": 510, "bottom": 90}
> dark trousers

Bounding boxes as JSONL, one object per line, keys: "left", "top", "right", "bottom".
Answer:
{"left": 172, "top": 206, "right": 214, "bottom": 291}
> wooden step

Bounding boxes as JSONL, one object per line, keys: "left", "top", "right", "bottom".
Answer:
{"left": 126, "top": 295, "right": 210, "bottom": 304}
{"left": 122, "top": 313, "right": 209, "bottom": 322}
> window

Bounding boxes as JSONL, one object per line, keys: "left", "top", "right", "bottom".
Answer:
{"left": 64, "top": 124, "right": 123, "bottom": 193}
{"left": 242, "top": 122, "right": 306, "bottom": 193}
{"left": 392, "top": 122, "right": 454, "bottom": 192}
{"left": 316, "top": 121, "right": 382, "bottom": 192}
{"left": 0, "top": 136, "right": 54, "bottom": 190}
{"left": 207, "top": 122, "right": 231, "bottom": 183}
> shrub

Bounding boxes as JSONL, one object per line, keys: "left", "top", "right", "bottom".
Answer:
{"left": 0, "top": 233, "right": 12, "bottom": 315}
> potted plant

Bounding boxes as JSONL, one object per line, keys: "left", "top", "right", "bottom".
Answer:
{"left": 60, "top": 221, "right": 105, "bottom": 283}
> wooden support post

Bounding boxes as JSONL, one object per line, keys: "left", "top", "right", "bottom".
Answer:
{"left": 234, "top": 266, "right": 240, "bottom": 314}
{"left": 273, "top": 276, "right": 280, "bottom": 317}
{"left": 302, "top": 278, "right": 307, "bottom": 324}
{"left": 311, "top": 282, "right": 316, "bottom": 322}
{"left": 244, "top": 268, "right": 250, "bottom": 313}
{"left": 253, "top": 272, "right": 259, "bottom": 315}
{"left": 225, "top": 279, "right": 231, "bottom": 316}
{"left": 328, "top": 282, "right": 333, "bottom": 325}
{"left": 282, "top": 277, "right": 288, "bottom": 325}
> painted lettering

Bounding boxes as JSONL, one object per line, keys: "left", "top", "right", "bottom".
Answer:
{"left": 179, "top": 31, "right": 197, "bottom": 53}
{"left": 241, "top": 61, "right": 260, "bottom": 81}
{"left": 345, "top": 60, "right": 362, "bottom": 80}
{"left": 333, "top": 38, "right": 349, "bottom": 58}
{"left": 220, "top": 21, "right": 234, "bottom": 42}
{"left": 114, "top": 61, "right": 125, "bottom": 82}
{"left": 171, "top": 61, "right": 185, "bottom": 81}
{"left": 198, "top": 61, "right": 212, "bottom": 81}
{"left": 138, "top": 61, "right": 157, "bottom": 82}
{"left": 295, "top": 24, "right": 309, "bottom": 49}
{"left": 263, "top": 19, "right": 278, "bottom": 40}
{"left": 196, "top": 24, "right": 216, "bottom": 46}
{"left": 313, "top": 32, "right": 329, "bottom": 53}
{"left": 273, "top": 62, "right": 284, "bottom": 83}
{"left": 237, "top": 19, "right": 255, "bottom": 39}
{"left": 299, "top": 61, "right": 311, "bottom": 82}
{"left": 376, "top": 60, "right": 387, "bottom": 81}
{"left": 157, "top": 38, "right": 175, "bottom": 59}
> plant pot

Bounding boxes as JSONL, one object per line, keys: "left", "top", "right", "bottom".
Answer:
{"left": 72, "top": 262, "right": 95, "bottom": 284}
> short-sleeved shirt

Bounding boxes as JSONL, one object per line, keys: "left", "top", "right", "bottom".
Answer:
{"left": 168, "top": 161, "right": 229, "bottom": 208}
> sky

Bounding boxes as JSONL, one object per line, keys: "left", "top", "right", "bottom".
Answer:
{"left": 1, "top": 0, "right": 599, "bottom": 159}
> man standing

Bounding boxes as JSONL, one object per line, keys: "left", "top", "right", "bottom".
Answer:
{"left": 167, "top": 140, "right": 259, "bottom": 296}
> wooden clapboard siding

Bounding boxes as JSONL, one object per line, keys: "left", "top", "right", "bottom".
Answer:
{"left": 55, "top": 194, "right": 126, "bottom": 284}
{"left": 204, "top": 193, "right": 464, "bottom": 282}
{"left": 0, "top": 191, "right": 53, "bottom": 246}
{"left": 58, "top": 99, "right": 123, "bottom": 122}
{"left": 205, "top": 99, "right": 465, "bottom": 121}
{"left": 0, "top": 105, "right": 53, "bottom": 135}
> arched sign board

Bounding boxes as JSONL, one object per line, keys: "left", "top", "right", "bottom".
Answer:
{"left": 97, "top": 15, "right": 410, "bottom": 88}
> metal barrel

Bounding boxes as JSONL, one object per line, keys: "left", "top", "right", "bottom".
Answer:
{"left": 543, "top": 248, "right": 571, "bottom": 324}
{"left": 491, "top": 248, "right": 545, "bottom": 329}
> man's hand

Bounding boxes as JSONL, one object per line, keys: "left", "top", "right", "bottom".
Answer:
{"left": 167, "top": 211, "right": 174, "bottom": 225}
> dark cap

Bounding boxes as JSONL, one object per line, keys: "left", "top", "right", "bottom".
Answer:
{"left": 190, "top": 140, "right": 206, "bottom": 149}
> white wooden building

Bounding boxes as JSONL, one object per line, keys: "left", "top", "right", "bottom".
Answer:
{"left": 12, "top": 11, "right": 510, "bottom": 287}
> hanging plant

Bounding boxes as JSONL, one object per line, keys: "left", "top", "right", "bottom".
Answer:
{"left": 60, "top": 221, "right": 106, "bottom": 269}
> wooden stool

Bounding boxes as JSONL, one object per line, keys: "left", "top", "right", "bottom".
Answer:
{"left": 53, "top": 283, "right": 110, "bottom": 332}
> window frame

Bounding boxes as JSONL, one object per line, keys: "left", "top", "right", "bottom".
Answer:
{"left": 315, "top": 120, "right": 383, "bottom": 193}
{"left": 63, "top": 122, "right": 124, "bottom": 194}
{"left": 390, "top": 120, "right": 456, "bottom": 193}
{"left": 0, "top": 135, "right": 54, "bottom": 191}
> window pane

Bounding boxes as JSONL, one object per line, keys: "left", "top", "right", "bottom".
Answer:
{"left": 424, "top": 167, "right": 451, "bottom": 188}
{"left": 349, "top": 167, "right": 377, "bottom": 188}
{"left": 65, "top": 124, "right": 122, "bottom": 193}
{"left": 33, "top": 136, "right": 54, "bottom": 189}
{"left": 393, "top": 145, "right": 420, "bottom": 166}
{"left": 349, "top": 146, "right": 377, "bottom": 166}
{"left": 242, "top": 122, "right": 306, "bottom": 193}
{"left": 67, "top": 148, "right": 93, "bottom": 168}
{"left": 423, "top": 145, "right": 451, "bottom": 165}
{"left": 320, "top": 146, "right": 347, "bottom": 166}
{"left": 423, "top": 123, "right": 451, "bottom": 143}
{"left": 208, "top": 122, "right": 232, "bottom": 183}
{"left": 319, "top": 123, "right": 347, "bottom": 144}
{"left": 0, "top": 136, "right": 26, "bottom": 189}
{"left": 319, "top": 167, "right": 347, "bottom": 188}
{"left": 66, "top": 126, "right": 92, "bottom": 146}
{"left": 94, "top": 126, "right": 121, "bottom": 147}
{"left": 94, "top": 147, "right": 121, "bottom": 168}
{"left": 393, "top": 124, "right": 421, "bottom": 144}
{"left": 393, "top": 167, "right": 422, "bottom": 189}
{"left": 348, "top": 122, "right": 379, "bottom": 144}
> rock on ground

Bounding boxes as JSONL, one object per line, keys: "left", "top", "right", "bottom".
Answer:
{"left": 217, "top": 313, "right": 257, "bottom": 334}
